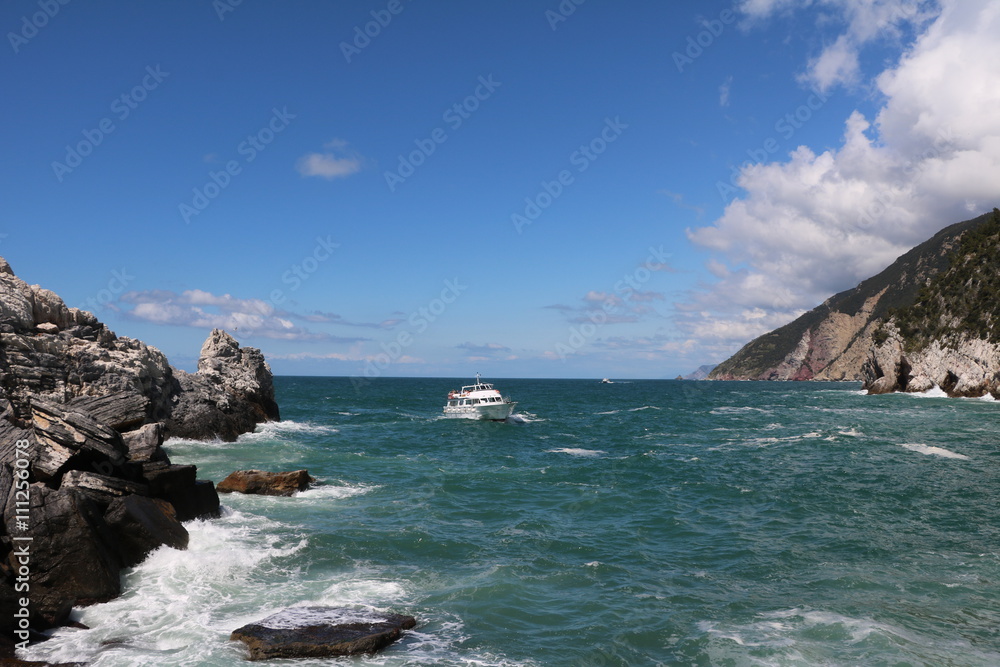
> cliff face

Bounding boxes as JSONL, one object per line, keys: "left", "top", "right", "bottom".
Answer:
{"left": 0, "top": 257, "right": 279, "bottom": 640}
{"left": 862, "top": 209, "right": 1000, "bottom": 397}
{"left": 709, "top": 211, "right": 995, "bottom": 381}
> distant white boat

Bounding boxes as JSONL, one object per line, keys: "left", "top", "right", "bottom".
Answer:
{"left": 600, "top": 378, "right": 613, "bottom": 384}
{"left": 443, "top": 374, "right": 517, "bottom": 421}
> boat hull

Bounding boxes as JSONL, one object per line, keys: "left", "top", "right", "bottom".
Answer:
{"left": 443, "top": 401, "right": 517, "bottom": 421}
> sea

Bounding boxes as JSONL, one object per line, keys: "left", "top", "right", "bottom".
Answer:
{"left": 23, "top": 378, "right": 1000, "bottom": 666}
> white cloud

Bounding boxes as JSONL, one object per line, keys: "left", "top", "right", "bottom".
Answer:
{"left": 120, "top": 289, "right": 367, "bottom": 342}
{"left": 296, "top": 138, "right": 363, "bottom": 180}
{"left": 686, "top": 0, "right": 1000, "bottom": 353}
{"left": 740, "top": 0, "right": 938, "bottom": 92}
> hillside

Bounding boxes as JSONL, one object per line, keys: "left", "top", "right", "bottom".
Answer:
{"left": 863, "top": 209, "right": 1000, "bottom": 396}
{"left": 709, "top": 210, "right": 996, "bottom": 381}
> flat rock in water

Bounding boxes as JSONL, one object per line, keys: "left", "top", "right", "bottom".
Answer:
{"left": 216, "top": 469, "right": 314, "bottom": 496}
{"left": 230, "top": 606, "right": 416, "bottom": 660}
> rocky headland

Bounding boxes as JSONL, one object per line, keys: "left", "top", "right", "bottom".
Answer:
{"left": 709, "top": 209, "right": 1000, "bottom": 397}
{"left": 0, "top": 257, "right": 279, "bottom": 655}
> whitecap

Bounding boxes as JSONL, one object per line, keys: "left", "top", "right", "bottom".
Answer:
{"left": 910, "top": 386, "right": 948, "bottom": 398}
{"left": 248, "top": 420, "right": 339, "bottom": 436}
{"left": 507, "top": 412, "right": 544, "bottom": 423}
{"left": 546, "top": 448, "right": 607, "bottom": 457}
{"left": 295, "top": 482, "right": 377, "bottom": 500}
{"left": 898, "top": 443, "right": 969, "bottom": 460}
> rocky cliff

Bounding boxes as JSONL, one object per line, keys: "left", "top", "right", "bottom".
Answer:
{"left": 862, "top": 209, "right": 1000, "bottom": 397}
{"left": 709, "top": 211, "right": 995, "bottom": 381}
{"left": 0, "top": 257, "right": 279, "bottom": 650}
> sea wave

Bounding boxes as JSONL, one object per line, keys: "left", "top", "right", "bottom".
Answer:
{"left": 546, "top": 447, "right": 606, "bottom": 457}
{"left": 244, "top": 420, "right": 339, "bottom": 438}
{"left": 898, "top": 443, "right": 969, "bottom": 459}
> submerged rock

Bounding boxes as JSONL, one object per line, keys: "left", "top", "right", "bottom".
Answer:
{"left": 217, "top": 469, "right": 314, "bottom": 497}
{"left": 230, "top": 607, "right": 416, "bottom": 661}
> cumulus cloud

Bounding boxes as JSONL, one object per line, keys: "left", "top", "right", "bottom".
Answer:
{"left": 740, "top": 0, "right": 939, "bottom": 92}
{"left": 685, "top": 0, "right": 1000, "bottom": 353}
{"left": 296, "top": 138, "right": 363, "bottom": 180}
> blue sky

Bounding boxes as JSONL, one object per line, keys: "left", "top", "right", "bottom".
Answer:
{"left": 3, "top": 0, "right": 997, "bottom": 378}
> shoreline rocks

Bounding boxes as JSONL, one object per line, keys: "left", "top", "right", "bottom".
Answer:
{"left": 0, "top": 257, "right": 281, "bottom": 656}
{"left": 861, "top": 327, "right": 1000, "bottom": 397}
{"left": 230, "top": 607, "right": 417, "bottom": 661}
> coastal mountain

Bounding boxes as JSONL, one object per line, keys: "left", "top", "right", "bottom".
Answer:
{"left": 709, "top": 210, "right": 998, "bottom": 382}
{"left": 863, "top": 209, "right": 1000, "bottom": 396}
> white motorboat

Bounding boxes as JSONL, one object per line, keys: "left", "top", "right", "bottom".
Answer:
{"left": 443, "top": 374, "right": 517, "bottom": 420}
{"left": 600, "top": 378, "right": 613, "bottom": 384}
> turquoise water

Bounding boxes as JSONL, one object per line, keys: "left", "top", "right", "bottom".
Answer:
{"left": 25, "top": 378, "right": 1000, "bottom": 665}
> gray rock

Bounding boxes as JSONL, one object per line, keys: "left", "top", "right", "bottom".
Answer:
{"left": 30, "top": 401, "right": 127, "bottom": 483}
{"left": 60, "top": 470, "right": 148, "bottom": 507}
{"left": 165, "top": 329, "right": 279, "bottom": 441}
{"left": 68, "top": 390, "right": 150, "bottom": 432}
{"left": 230, "top": 607, "right": 416, "bottom": 661}
{"left": 121, "top": 422, "right": 166, "bottom": 462}
{"left": 3, "top": 484, "right": 122, "bottom": 625}
{"left": 104, "top": 495, "right": 188, "bottom": 567}
{"left": 141, "top": 463, "right": 219, "bottom": 521}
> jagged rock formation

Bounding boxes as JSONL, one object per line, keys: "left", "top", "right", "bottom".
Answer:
{"left": 166, "top": 330, "right": 280, "bottom": 442}
{"left": 710, "top": 211, "right": 996, "bottom": 381}
{"left": 0, "top": 257, "right": 280, "bottom": 650}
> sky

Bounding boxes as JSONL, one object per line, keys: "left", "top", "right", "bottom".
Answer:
{"left": 2, "top": 0, "right": 999, "bottom": 379}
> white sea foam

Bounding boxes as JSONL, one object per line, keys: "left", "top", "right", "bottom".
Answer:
{"left": 546, "top": 447, "right": 606, "bottom": 457}
{"left": 911, "top": 386, "right": 948, "bottom": 398}
{"left": 898, "top": 443, "right": 969, "bottom": 459}
{"left": 628, "top": 405, "right": 661, "bottom": 411}
{"left": 244, "top": 420, "right": 339, "bottom": 439}
{"left": 507, "top": 412, "right": 544, "bottom": 423}
{"left": 296, "top": 481, "right": 377, "bottom": 500}
{"left": 838, "top": 428, "right": 864, "bottom": 437}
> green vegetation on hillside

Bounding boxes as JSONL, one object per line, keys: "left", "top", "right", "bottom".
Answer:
{"left": 891, "top": 208, "right": 1000, "bottom": 350}
{"left": 709, "top": 210, "right": 997, "bottom": 379}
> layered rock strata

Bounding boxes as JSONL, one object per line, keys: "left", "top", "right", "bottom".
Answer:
{"left": 0, "top": 258, "right": 280, "bottom": 648}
